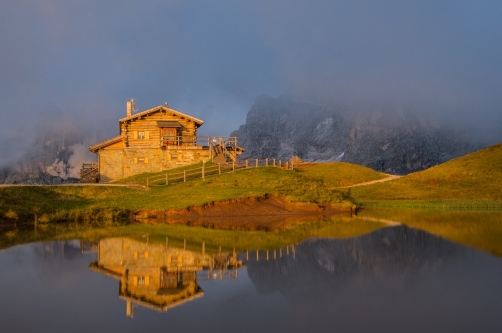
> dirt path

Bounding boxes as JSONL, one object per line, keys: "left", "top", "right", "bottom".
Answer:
{"left": 336, "top": 174, "right": 402, "bottom": 189}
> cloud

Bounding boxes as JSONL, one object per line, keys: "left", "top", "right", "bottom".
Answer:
{"left": 0, "top": 0, "right": 501, "bottom": 171}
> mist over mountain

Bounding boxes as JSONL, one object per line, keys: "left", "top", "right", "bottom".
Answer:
{"left": 0, "top": 120, "right": 97, "bottom": 184}
{"left": 231, "top": 95, "right": 480, "bottom": 174}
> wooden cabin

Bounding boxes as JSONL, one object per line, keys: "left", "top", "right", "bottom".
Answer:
{"left": 86, "top": 100, "right": 243, "bottom": 183}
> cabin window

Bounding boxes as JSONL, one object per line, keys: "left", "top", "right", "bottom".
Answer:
{"left": 138, "top": 276, "right": 145, "bottom": 285}
{"left": 134, "top": 158, "right": 148, "bottom": 164}
{"left": 138, "top": 131, "right": 145, "bottom": 139}
{"left": 171, "top": 154, "right": 178, "bottom": 160}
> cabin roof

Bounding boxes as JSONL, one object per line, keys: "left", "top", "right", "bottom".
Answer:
{"left": 119, "top": 106, "right": 204, "bottom": 127}
{"left": 119, "top": 290, "right": 204, "bottom": 312}
{"left": 89, "top": 135, "right": 122, "bottom": 153}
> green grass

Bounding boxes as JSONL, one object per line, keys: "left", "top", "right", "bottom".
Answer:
{"left": 295, "top": 162, "right": 387, "bottom": 187}
{"left": 0, "top": 166, "right": 359, "bottom": 223}
{"left": 0, "top": 217, "right": 386, "bottom": 252}
{"left": 358, "top": 208, "right": 502, "bottom": 256}
{"left": 351, "top": 143, "right": 502, "bottom": 203}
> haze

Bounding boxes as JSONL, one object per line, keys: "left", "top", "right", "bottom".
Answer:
{"left": 1, "top": 0, "right": 501, "bottom": 166}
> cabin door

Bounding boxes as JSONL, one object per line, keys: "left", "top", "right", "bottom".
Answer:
{"left": 163, "top": 128, "right": 177, "bottom": 145}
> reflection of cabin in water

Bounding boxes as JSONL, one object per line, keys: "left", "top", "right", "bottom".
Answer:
{"left": 83, "top": 100, "right": 244, "bottom": 183}
{"left": 89, "top": 238, "right": 242, "bottom": 317}
{"left": 89, "top": 237, "right": 242, "bottom": 317}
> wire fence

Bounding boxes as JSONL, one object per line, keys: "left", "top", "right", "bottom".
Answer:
{"left": 146, "top": 158, "right": 294, "bottom": 187}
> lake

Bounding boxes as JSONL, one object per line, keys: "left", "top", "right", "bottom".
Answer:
{"left": 1, "top": 210, "right": 502, "bottom": 332}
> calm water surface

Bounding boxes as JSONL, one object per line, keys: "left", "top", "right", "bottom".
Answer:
{"left": 1, "top": 225, "right": 502, "bottom": 333}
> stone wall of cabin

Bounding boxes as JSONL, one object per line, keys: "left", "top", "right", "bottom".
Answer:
{"left": 98, "top": 147, "right": 211, "bottom": 183}
{"left": 99, "top": 150, "right": 124, "bottom": 183}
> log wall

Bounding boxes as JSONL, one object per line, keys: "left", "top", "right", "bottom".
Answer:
{"left": 121, "top": 110, "right": 198, "bottom": 149}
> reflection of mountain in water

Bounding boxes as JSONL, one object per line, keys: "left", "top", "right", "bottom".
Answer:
{"left": 247, "top": 226, "right": 464, "bottom": 297}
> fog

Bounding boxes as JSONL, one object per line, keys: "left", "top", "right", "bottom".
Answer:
{"left": 1, "top": 0, "right": 501, "bottom": 173}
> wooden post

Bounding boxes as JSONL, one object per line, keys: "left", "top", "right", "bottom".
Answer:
{"left": 184, "top": 170, "right": 186, "bottom": 182}
{"left": 166, "top": 237, "right": 169, "bottom": 248}
{"left": 256, "top": 250, "right": 259, "bottom": 261}
{"left": 273, "top": 159, "right": 276, "bottom": 167}
{"left": 218, "top": 164, "right": 221, "bottom": 175}
{"left": 286, "top": 245, "right": 289, "bottom": 255}
{"left": 280, "top": 248, "right": 282, "bottom": 257}
{"left": 208, "top": 137, "right": 212, "bottom": 161}
{"left": 246, "top": 250, "right": 249, "bottom": 261}
{"left": 202, "top": 164, "right": 205, "bottom": 180}
{"left": 232, "top": 161, "right": 235, "bottom": 171}
{"left": 147, "top": 177, "right": 149, "bottom": 187}
{"left": 266, "top": 250, "right": 269, "bottom": 260}
{"left": 166, "top": 173, "right": 168, "bottom": 185}
{"left": 202, "top": 242, "right": 205, "bottom": 257}
{"left": 279, "top": 160, "right": 282, "bottom": 167}
{"left": 245, "top": 160, "right": 248, "bottom": 169}
{"left": 184, "top": 239, "right": 186, "bottom": 251}
{"left": 255, "top": 158, "right": 258, "bottom": 168}
{"left": 285, "top": 162, "right": 289, "bottom": 170}
{"left": 266, "top": 158, "right": 268, "bottom": 167}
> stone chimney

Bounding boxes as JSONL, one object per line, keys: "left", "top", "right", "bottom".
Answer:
{"left": 126, "top": 99, "right": 134, "bottom": 117}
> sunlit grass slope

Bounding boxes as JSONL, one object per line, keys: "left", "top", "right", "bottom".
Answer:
{"left": 2, "top": 163, "right": 375, "bottom": 222}
{"left": 351, "top": 143, "right": 502, "bottom": 206}
{"left": 295, "top": 162, "right": 387, "bottom": 187}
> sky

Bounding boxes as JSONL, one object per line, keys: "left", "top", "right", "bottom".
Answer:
{"left": 1, "top": 0, "right": 501, "bottom": 165}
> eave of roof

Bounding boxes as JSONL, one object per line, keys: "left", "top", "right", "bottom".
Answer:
{"left": 89, "top": 135, "right": 122, "bottom": 153}
{"left": 119, "top": 290, "right": 204, "bottom": 312}
{"left": 119, "top": 106, "right": 204, "bottom": 126}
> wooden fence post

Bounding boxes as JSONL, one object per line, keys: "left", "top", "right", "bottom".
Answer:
{"left": 147, "top": 177, "right": 149, "bottom": 187}
{"left": 184, "top": 239, "right": 186, "bottom": 251}
{"left": 285, "top": 162, "right": 289, "bottom": 170}
{"left": 273, "top": 159, "right": 276, "bottom": 167}
{"left": 255, "top": 158, "right": 258, "bottom": 168}
{"left": 279, "top": 160, "right": 282, "bottom": 167}
{"left": 184, "top": 170, "right": 186, "bottom": 182}
{"left": 232, "top": 161, "right": 235, "bottom": 171}
{"left": 266, "top": 158, "right": 268, "bottom": 167}
{"left": 202, "top": 242, "right": 205, "bottom": 257}
{"left": 166, "top": 173, "right": 168, "bottom": 185}
{"left": 218, "top": 164, "right": 221, "bottom": 175}
{"left": 245, "top": 160, "right": 248, "bottom": 168}
{"left": 202, "top": 164, "right": 205, "bottom": 181}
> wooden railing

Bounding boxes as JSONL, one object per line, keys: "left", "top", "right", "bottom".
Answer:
{"left": 160, "top": 135, "right": 238, "bottom": 148}
{"left": 146, "top": 158, "right": 295, "bottom": 187}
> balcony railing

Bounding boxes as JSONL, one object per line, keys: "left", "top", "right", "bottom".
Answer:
{"left": 160, "top": 136, "right": 238, "bottom": 148}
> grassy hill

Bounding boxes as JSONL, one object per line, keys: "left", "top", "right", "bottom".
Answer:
{"left": 295, "top": 162, "right": 387, "bottom": 187}
{"left": 2, "top": 144, "right": 501, "bottom": 225}
{"left": 351, "top": 143, "right": 502, "bottom": 207}
{"left": 1, "top": 162, "right": 381, "bottom": 223}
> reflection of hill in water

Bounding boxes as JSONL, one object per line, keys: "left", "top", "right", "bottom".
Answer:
{"left": 247, "top": 226, "right": 465, "bottom": 296}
